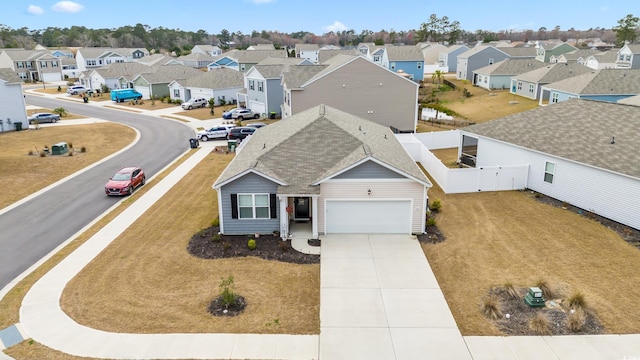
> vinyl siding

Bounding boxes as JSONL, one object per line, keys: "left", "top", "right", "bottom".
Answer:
{"left": 476, "top": 137, "right": 640, "bottom": 230}
{"left": 291, "top": 58, "right": 418, "bottom": 132}
{"left": 220, "top": 173, "right": 280, "bottom": 235}
{"left": 319, "top": 181, "right": 426, "bottom": 234}
{"left": 334, "top": 161, "right": 406, "bottom": 179}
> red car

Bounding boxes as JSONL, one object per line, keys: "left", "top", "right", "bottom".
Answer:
{"left": 104, "top": 167, "right": 145, "bottom": 196}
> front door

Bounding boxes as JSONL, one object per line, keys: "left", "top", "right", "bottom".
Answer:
{"left": 293, "top": 197, "right": 310, "bottom": 221}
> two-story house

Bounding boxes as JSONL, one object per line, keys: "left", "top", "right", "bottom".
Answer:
{"left": 0, "top": 68, "right": 28, "bottom": 132}
{"left": 0, "top": 49, "right": 62, "bottom": 82}
{"left": 295, "top": 44, "right": 319, "bottom": 63}
{"left": 615, "top": 44, "right": 640, "bottom": 69}
{"left": 535, "top": 42, "right": 577, "bottom": 63}
{"left": 207, "top": 50, "right": 288, "bottom": 72}
{"left": 510, "top": 62, "right": 592, "bottom": 101}
{"left": 168, "top": 67, "right": 244, "bottom": 104}
{"left": 439, "top": 44, "right": 469, "bottom": 74}
{"left": 472, "top": 58, "right": 547, "bottom": 90}
{"left": 456, "top": 45, "right": 511, "bottom": 81}
{"left": 191, "top": 44, "right": 223, "bottom": 57}
{"left": 75, "top": 47, "right": 149, "bottom": 72}
{"left": 381, "top": 45, "right": 425, "bottom": 81}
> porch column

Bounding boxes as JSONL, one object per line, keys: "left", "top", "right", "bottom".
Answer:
{"left": 279, "top": 196, "right": 289, "bottom": 239}
{"left": 312, "top": 196, "right": 318, "bottom": 239}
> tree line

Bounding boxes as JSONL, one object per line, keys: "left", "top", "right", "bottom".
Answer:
{"left": 0, "top": 14, "right": 636, "bottom": 54}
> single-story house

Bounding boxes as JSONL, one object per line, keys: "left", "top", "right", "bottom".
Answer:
{"left": 213, "top": 104, "right": 432, "bottom": 238}
{"left": 459, "top": 98, "right": 640, "bottom": 230}
{"left": 0, "top": 68, "right": 28, "bottom": 131}
{"left": 510, "top": 62, "right": 593, "bottom": 101}
{"left": 132, "top": 65, "right": 202, "bottom": 99}
{"left": 539, "top": 68, "right": 640, "bottom": 105}
{"left": 168, "top": 67, "right": 244, "bottom": 104}
{"left": 472, "top": 58, "right": 547, "bottom": 90}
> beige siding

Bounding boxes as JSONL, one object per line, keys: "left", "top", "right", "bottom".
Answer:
{"left": 318, "top": 180, "right": 426, "bottom": 234}
{"left": 292, "top": 58, "right": 418, "bottom": 132}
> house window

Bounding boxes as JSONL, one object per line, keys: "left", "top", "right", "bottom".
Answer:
{"left": 52, "top": 61, "right": 58, "bottom": 67}
{"left": 619, "top": 54, "right": 625, "bottom": 61}
{"left": 373, "top": 56, "right": 380, "bottom": 62}
{"left": 528, "top": 84, "right": 534, "bottom": 93}
{"left": 106, "top": 59, "right": 112, "bottom": 64}
{"left": 98, "top": 60, "right": 103, "bottom": 65}
{"left": 258, "top": 81, "right": 264, "bottom": 92}
{"left": 173, "top": 89, "right": 180, "bottom": 97}
{"left": 249, "top": 80, "right": 255, "bottom": 90}
{"left": 17, "top": 62, "right": 24, "bottom": 68}
{"left": 116, "top": 59, "right": 124, "bottom": 63}
{"left": 488, "top": 58, "right": 494, "bottom": 65}
{"left": 26, "top": 62, "right": 32, "bottom": 68}
{"left": 238, "top": 194, "right": 270, "bottom": 219}
{"left": 417, "top": 62, "right": 422, "bottom": 69}
{"left": 240, "top": 64, "right": 246, "bottom": 71}
{"left": 18, "top": 72, "right": 27, "bottom": 79}
{"left": 544, "top": 162, "right": 555, "bottom": 183}
{"left": 626, "top": 55, "right": 631, "bottom": 61}
{"left": 87, "top": 60, "right": 96, "bottom": 66}
{"left": 390, "top": 62, "right": 396, "bottom": 70}
{"left": 551, "top": 93, "right": 559, "bottom": 103}
{"left": 40, "top": 61, "right": 47, "bottom": 68}
{"left": 517, "top": 81, "right": 522, "bottom": 90}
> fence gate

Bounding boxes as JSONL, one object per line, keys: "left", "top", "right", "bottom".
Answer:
{"left": 477, "top": 166, "right": 500, "bottom": 191}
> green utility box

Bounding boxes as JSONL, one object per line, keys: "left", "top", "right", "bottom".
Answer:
{"left": 524, "top": 287, "right": 545, "bottom": 307}
{"left": 51, "top": 142, "right": 69, "bottom": 155}
{"left": 228, "top": 139, "right": 238, "bottom": 152}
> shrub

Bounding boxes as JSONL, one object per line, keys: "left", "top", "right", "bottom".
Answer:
{"left": 567, "top": 291, "right": 586, "bottom": 310}
{"left": 535, "top": 278, "right": 555, "bottom": 299}
{"left": 482, "top": 296, "right": 502, "bottom": 320}
{"left": 211, "top": 234, "right": 221, "bottom": 243}
{"left": 503, "top": 282, "right": 520, "bottom": 300}
{"left": 53, "top": 107, "right": 67, "bottom": 117}
{"left": 247, "top": 239, "right": 256, "bottom": 250}
{"left": 278, "top": 241, "right": 290, "bottom": 252}
{"left": 28, "top": 149, "right": 34, "bottom": 156}
{"left": 68, "top": 151, "right": 74, "bottom": 156}
{"left": 101, "top": 84, "right": 110, "bottom": 94}
{"left": 57, "top": 85, "right": 62, "bottom": 92}
{"left": 68, "top": 142, "right": 73, "bottom": 149}
{"left": 529, "top": 313, "right": 552, "bottom": 335}
{"left": 426, "top": 217, "right": 437, "bottom": 227}
{"left": 567, "top": 307, "right": 586, "bottom": 332}
{"left": 219, "top": 275, "right": 236, "bottom": 308}
{"left": 429, "top": 198, "right": 442, "bottom": 212}
{"left": 39, "top": 151, "right": 46, "bottom": 157}
{"left": 80, "top": 146, "right": 87, "bottom": 153}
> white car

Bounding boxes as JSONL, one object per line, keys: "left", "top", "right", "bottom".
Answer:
{"left": 197, "top": 125, "right": 235, "bottom": 141}
{"left": 181, "top": 98, "right": 208, "bottom": 110}
{"left": 67, "top": 85, "right": 88, "bottom": 95}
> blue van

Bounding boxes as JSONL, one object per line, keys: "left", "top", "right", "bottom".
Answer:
{"left": 111, "top": 88, "right": 143, "bottom": 102}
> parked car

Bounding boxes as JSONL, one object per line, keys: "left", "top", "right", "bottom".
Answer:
{"left": 104, "top": 167, "right": 146, "bottom": 196}
{"left": 111, "top": 88, "right": 143, "bottom": 102}
{"left": 222, "top": 107, "right": 241, "bottom": 119}
{"left": 246, "top": 122, "right": 266, "bottom": 129}
{"left": 227, "top": 126, "right": 256, "bottom": 140}
{"left": 197, "top": 125, "right": 235, "bottom": 141}
{"left": 28, "top": 112, "right": 60, "bottom": 124}
{"left": 181, "top": 98, "right": 208, "bottom": 110}
{"left": 67, "top": 85, "right": 88, "bottom": 95}
{"left": 232, "top": 108, "right": 260, "bottom": 120}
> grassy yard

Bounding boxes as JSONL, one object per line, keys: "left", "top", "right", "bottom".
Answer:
{"left": 0, "top": 123, "right": 136, "bottom": 209}
{"left": 60, "top": 152, "right": 320, "bottom": 335}
{"left": 26, "top": 108, "right": 87, "bottom": 121}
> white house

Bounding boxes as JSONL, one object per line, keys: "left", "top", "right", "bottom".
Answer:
{"left": 0, "top": 69, "right": 27, "bottom": 132}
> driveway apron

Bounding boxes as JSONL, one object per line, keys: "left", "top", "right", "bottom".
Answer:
{"left": 319, "top": 234, "right": 472, "bottom": 360}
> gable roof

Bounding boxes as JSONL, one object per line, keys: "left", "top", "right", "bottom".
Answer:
{"left": 318, "top": 48, "right": 359, "bottom": 63}
{"left": 463, "top": 99, "right": 640, "bottom": 179}
{"left": 474, "top": 58, "right": 547, "bottom": 75}
{"left": 544, "top": 68, "right": 640, "bottom": 95}
{"left": 178, "top": 52, "right": 215, "bottom": 62}
{"left": 1, "top": 49, "right": 55, "bottom": 61}
{"left": 496, "top": 47, "right": 537, "bottom": 58}
{"left": 384, "top": 45, "right": 424, "bottom": 61}
{"left": 91, "top": 62, "right": 153, "bottom": 79}
{"left": 214, "top": 104, "right": 431, "bottom": 193}
{"left": 281, "top": 64, "right": 327, "bottom": 89}
{"left": 215, "top": 49, "right": 288, "bottom": 64}
{"left": 77, "top": 47, "right": 148, "bottom": 58}
{"left": 0, "top": 68, "right": 23, "bottom": 83}
{"left": 560, "top": 49, "right": 602, "bottom": 61}
{"left": 458, "top": 45, "right": 507, "bottom": 59}
{"left": 135, "top": 64, "right": 202, "bottom": 84}
{"left": 179, "top": 67, "right": 244, "bottom": 88}
{"left": 257, "top": 57, "right": 311, "bottom": 66}
{"left": 516, "top": 62, "right": 593, "bottom": 83}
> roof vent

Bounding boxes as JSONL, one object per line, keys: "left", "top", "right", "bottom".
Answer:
{"left": 610, "top": 136, "right": 615, "bottom": 144}
{"left": 319, "top": 104, "right": 325, "bottom": 115}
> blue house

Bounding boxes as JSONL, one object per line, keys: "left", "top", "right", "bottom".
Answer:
{"left": 381, "top": 45, "right": 424, "bottom": 81}
{"left": 539, "top": 68, "right": 640, "bottom": 105}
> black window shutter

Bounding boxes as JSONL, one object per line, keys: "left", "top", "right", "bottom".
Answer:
{"left": 270, "top": 194, "right": 277, "bottom": 218}
{"left": 231, "top": 194, "right": 238, "bottom": 219}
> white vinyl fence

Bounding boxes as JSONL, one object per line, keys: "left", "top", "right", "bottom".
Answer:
{"left": 397, "top": 131, "right": 529, "bottom": 193}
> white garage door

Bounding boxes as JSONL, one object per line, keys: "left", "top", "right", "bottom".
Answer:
{"left": 42, "top": 72, "right": 62, "bottom": 82}
{"left": 134, "top": 86, "right": 150, "bottom": 99}
{"left": 249, "top": 101, "right": 266, "bottom": 115}
{"left": 325, "top": 200, "right": 411, "bottom": 234}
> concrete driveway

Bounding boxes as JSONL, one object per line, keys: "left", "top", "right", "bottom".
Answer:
{"left": 319, "top": 234, "right": 472, "bottom": 359}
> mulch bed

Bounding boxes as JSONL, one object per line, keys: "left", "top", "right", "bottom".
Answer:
{"left": 208, "top": 295, "right": 247, "bottom": 317}
{"left": 187, "top": 225, "right": 320, "bottom": 264}
{"left": 531, "top": 191, "right": 640, "bottom": 250}
{"left": 487, "top": 286, "right": 604, "bottom": 335}
{"left": 417, "top": 211, "right": 446, "bottom": 244}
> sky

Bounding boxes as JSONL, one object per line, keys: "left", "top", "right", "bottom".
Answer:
{"left": 2, "top": 0, "right": 640, "bottom": 35}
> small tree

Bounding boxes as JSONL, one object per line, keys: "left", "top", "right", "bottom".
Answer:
{"left": 219, "top": 97, "right": 227, "bottom": 107}
{"left": 219, "top": 275, "right": 236, "bottom": 308}
{"left": 53, "top": 107, "right": 67, "bottom": 117}
{"left": 208, "top": 98, "right": 215, "bottom": 115}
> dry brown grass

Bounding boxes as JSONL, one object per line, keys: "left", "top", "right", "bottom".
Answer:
{"left": 421, "top": 175, "right": 640, "bottom": 335}
{"left": 5, "top": 340, "right": 93, "bottom": 360}
{"left": 26, "top": 108, "right": 87, "bottom": 120}
{"left": 175, "top": 104, "right": 238, "bottom": 120}
{"left": 0, "top": 123, "right": 136, "bottom": 209}
{"left": 529, "top": 313, "right": 552, "bottom": 335}
{"left": 60, "top": 152, "right": 320, "bottom": 335}
{"left": 429, "top": 147, "right": 460, "bottom": 168}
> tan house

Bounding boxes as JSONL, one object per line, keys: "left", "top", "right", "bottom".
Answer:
{"left": 0, "top": 49, "right": 62, "bottom": 82}
{"left": 282, "top": 54, "right": 419, "bottom": 133}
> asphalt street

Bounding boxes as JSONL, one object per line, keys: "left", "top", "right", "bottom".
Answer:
{"left": 0, "top": 94, "right": 195, "bottom": 289}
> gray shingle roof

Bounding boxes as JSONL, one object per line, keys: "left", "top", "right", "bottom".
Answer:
{"left": 136, "top": 64, "right": 202, "bottom": 84}
{"left": 495, "top": 47, "right": 537, "bottom": 57}
{"left": 463, "top": 99, "right": 640, "bottom": 179}
{"left": 474, "top": 58, "right": 547, "bottom": 76}
{"left": 214, "top": 105, "right": 431, "bottom": 194}
{"left": 515, "top": 62, "right": 593, "bottom": 83}
{"left": 216, "top": 50, "right": 287, "bottom": 64}
{"left": 0, "top": 68, "right": 22, "bottom": 83}
{"left": 178, "top": 52, "right": 215, "bottom": 61}
{"left": 180, "top": 68, "right": 244, "bottom": 88}
{"left": 257, "top": 57, "right": 309, "bottom": 66}
{"left": 318, "top": 48, "right": 359, "bottom": 64}
{"left": 93, "top": 62, "right": 152, "bottom": 78}
{"left": 77, "top": 47, "right": 148, "bottom": 58}
{"left": 281, "top": 64, "right": 327, "bottom": 89}
{"left": 384, "top": 45, "right": 424, "bottom": 61}
{"left": 544, "top": 68, "right": 640, "bottom": 95}
{"left": 560, "top": 49, "right": 602, "bottom": 61}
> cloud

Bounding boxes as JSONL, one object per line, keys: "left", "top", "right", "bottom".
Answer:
{"left": 324, "top": 21, "right": 348, "bottom": 32}
{"left": 52, "top": 1, "right": 84, "bottom": 13}
{"left": 27, "top": 5, "right": 44, "bottom": 15}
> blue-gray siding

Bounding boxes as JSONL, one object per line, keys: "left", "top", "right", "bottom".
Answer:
{"left": 334, "top": 161, "right": 405, "bottom": 179}
{"left": 220, "top": 173, "right": 280, "bottom": 235}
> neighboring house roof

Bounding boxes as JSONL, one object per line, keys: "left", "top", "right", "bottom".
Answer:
{"left": 561, "top": 49, "right": 602, "bottom": 61}
{"left": 92, "top": 62, "right": 153, "bottom": 79}
{"left": 458, "top": 45, "right": 507, "bottom": 59}
{"left": 544, "top": 68, "right": 640, "bottom": 95}
{"left": 618, "top": 94, "right": 640, "bottom": 105}
{"left": 516, "top": 62, "right": 593, "bottom": 84}
{"left": 60, "top": 57, "right": 77, "bottom": 66}
{"left": 215, "top": 49, "right": 288, "bottom": 64}
{"left": 1, "top": 49, "right": 54, "bottom": 61}
{"left": 178, "top": 52, "right": 215, "bottom": 62}
{"left": 384, "top": 45, "right": 424, "bottom": 61}
{"left": 474, "top": 58, "right": 547, "bottom": 75}
{"left": 281, "top": 64, "right": 327, "bottom": 89}
{"left": 257, "top": 57, "right": 311, "bottom": 66}
{"left": 77, "top": 47, "right": 148, "bottom": 58}
{"left": 136, "top": 64, "right": 202, "bottom": 84}
{"left": 179, "top": 67, "right": 244, "bottom": 88}
{"left": 592, "top": 49, "right": 620, "bottom": 62}
{"left": 463, "top": 99, "right": 640, "bottom": 179}
{"left": 248, "top": 43, "right": 276, "bottom": 50}
{"left": 134, "top": 53, "right": 177, "bottom": 66}
{"left": 214, "top": 104, "right": 431, "bottom": 194}
{"left": 0, "top": 68, "right": 23, "bottom": 83}
{"left": 318, "top": 48, "right": 359, "bottom": 63}
{"left": 420, "top": 44, "right": 448, "bottom": 63}
{"left": 625, "top": 44, "right": 640, "bottom": 53}
{"left": 252, "top": 64, "right": 290, "bottom": 79}
{"left": 495, "top": 47, "right": 537, "bottom": 58}
{"left": 295, "top": 44, "right": 319, "bottom": 52}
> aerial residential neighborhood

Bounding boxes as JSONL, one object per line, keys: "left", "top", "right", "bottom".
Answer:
{"left": 1, "top": 3, "right": 640, "bottom": 359}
